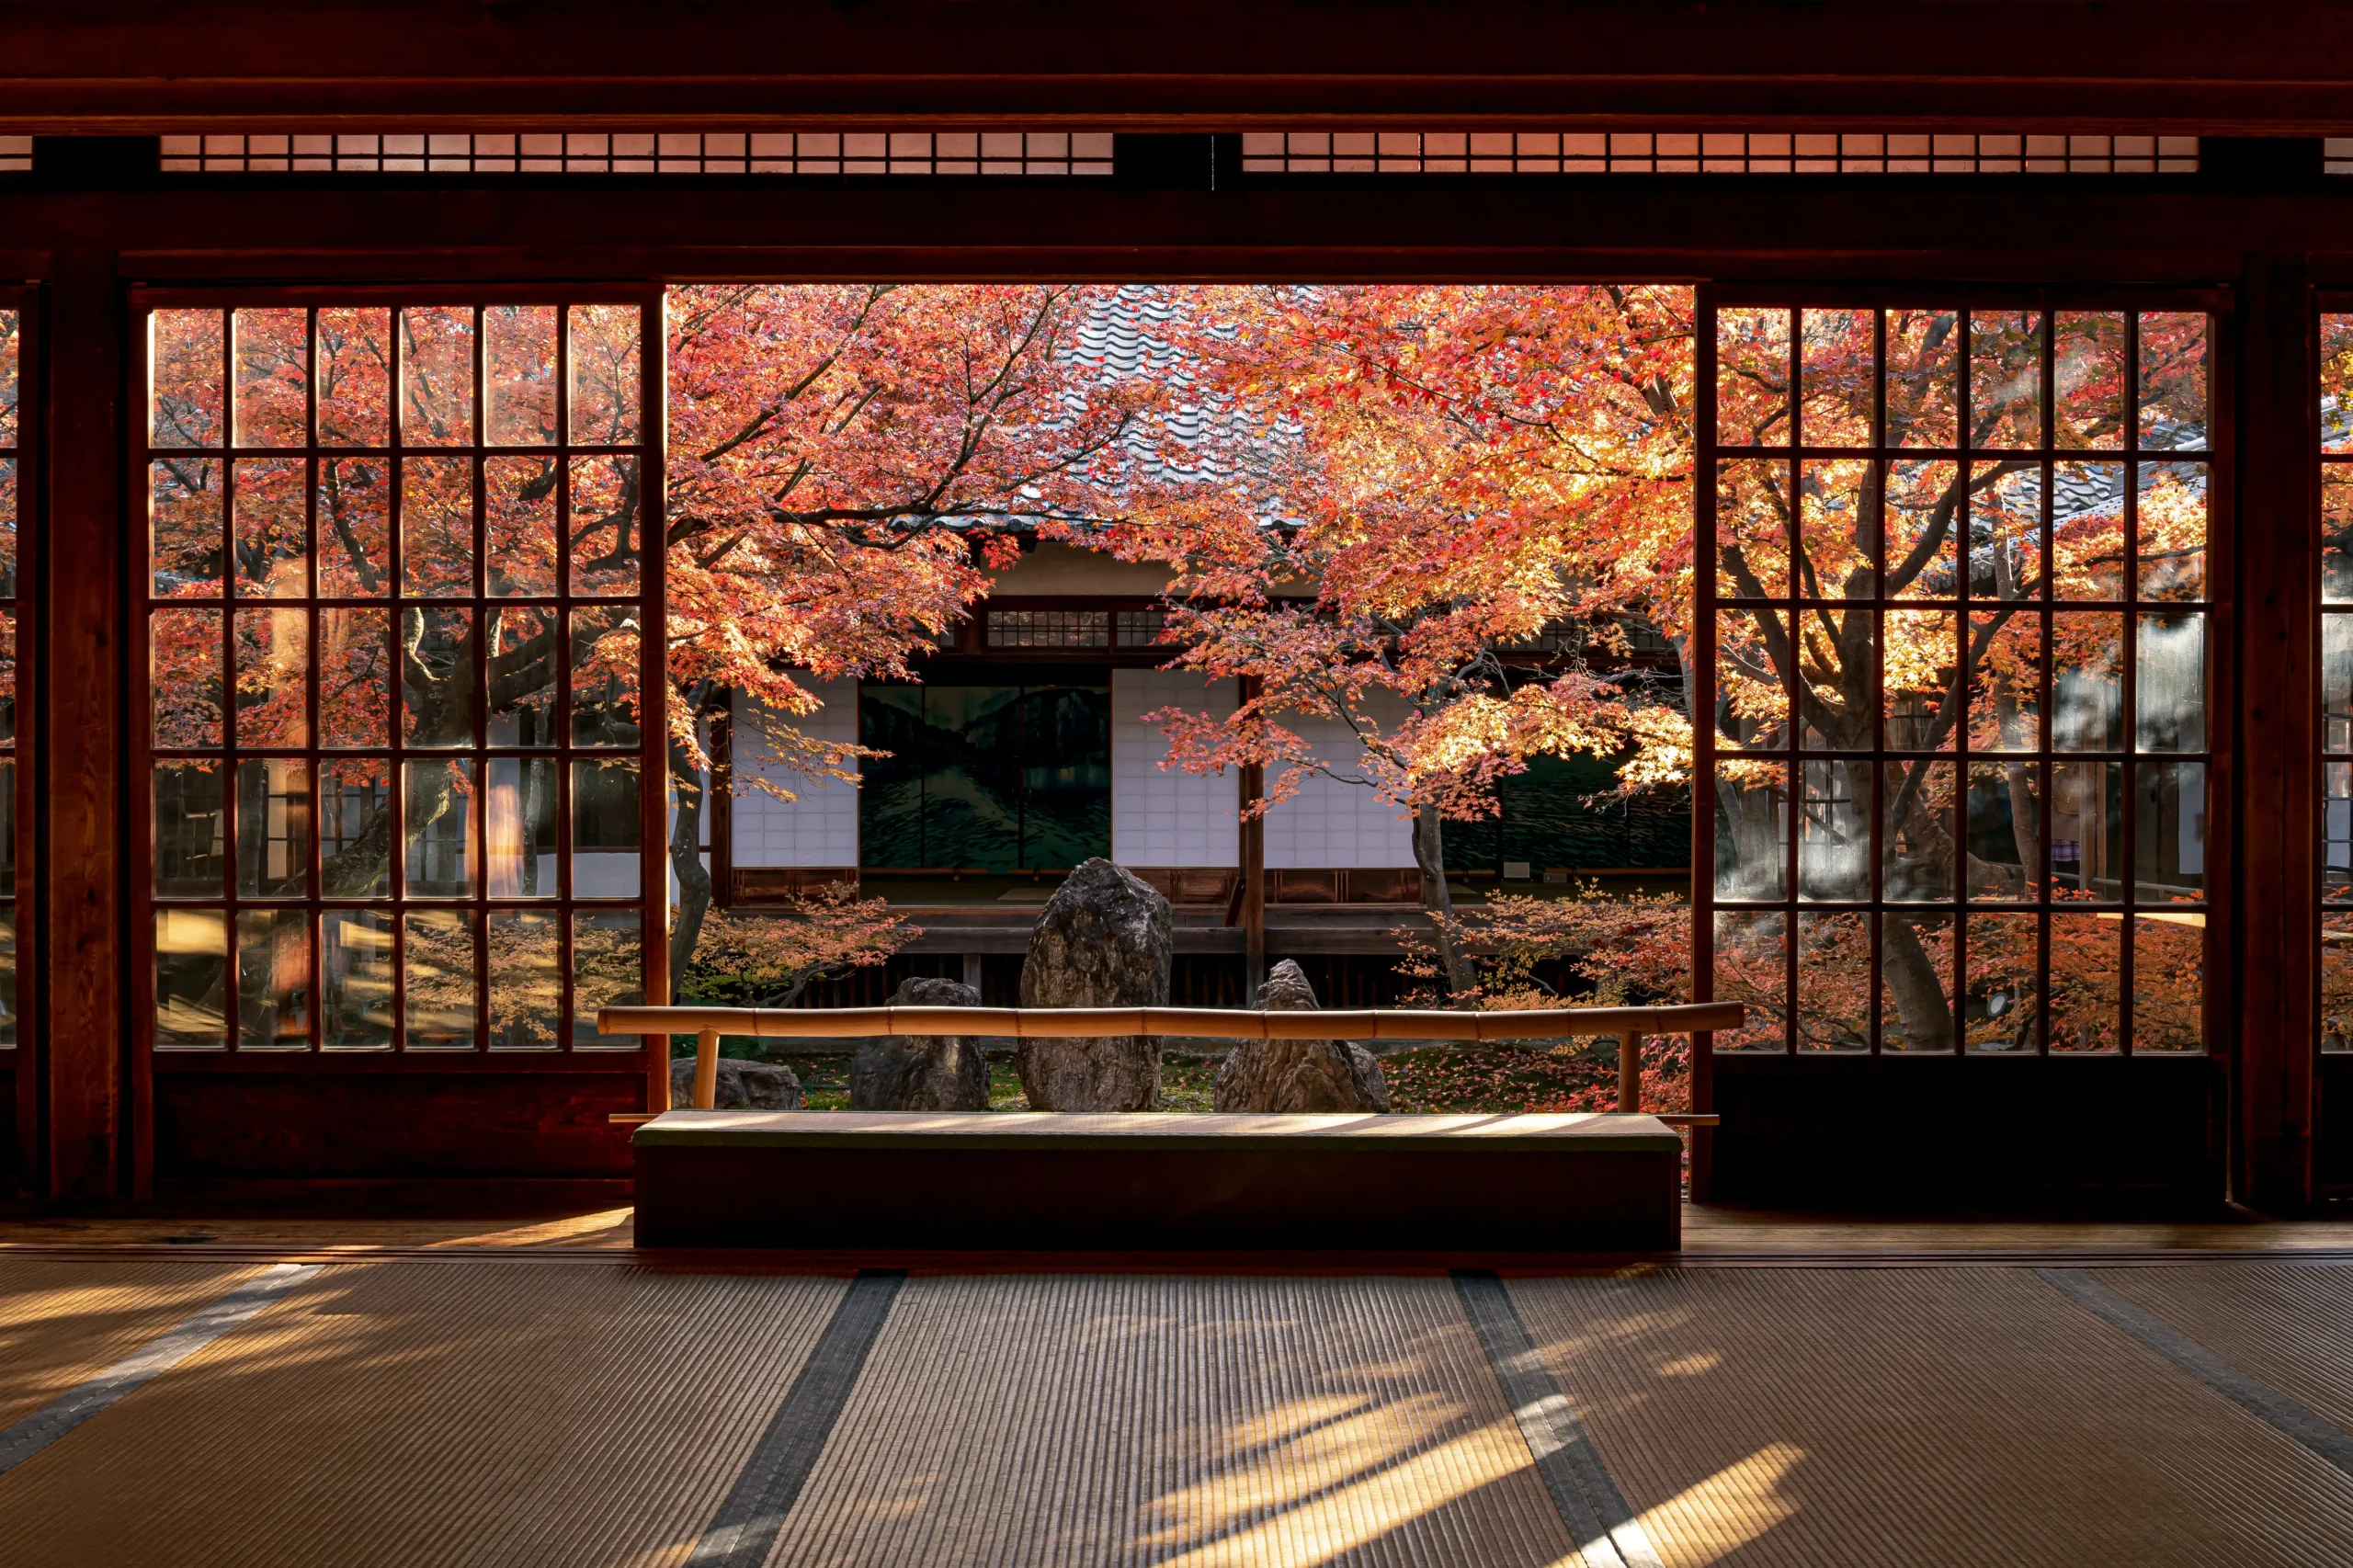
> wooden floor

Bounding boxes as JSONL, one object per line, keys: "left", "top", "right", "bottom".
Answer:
{"left": 5, "top": 1207, "right": 2353, "bottom": 1564}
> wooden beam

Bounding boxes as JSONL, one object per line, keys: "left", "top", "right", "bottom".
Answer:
{"left": 42, "top": 247, "right": 125, "bottom": 1200}
{"left": 8, "top": 2, "right": 2353, "bottom": 127}
{"left": 2235, "top": 252, "right": 2317, "bottom": 1211}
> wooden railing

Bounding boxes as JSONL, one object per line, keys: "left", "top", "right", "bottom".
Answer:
{"left": 600, "top": 1001, "right": 1742, "bottom": 1118}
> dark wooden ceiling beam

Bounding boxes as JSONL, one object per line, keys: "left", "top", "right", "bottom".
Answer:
{"left": 7, "top": 1, "right": 2353, "bottom": 129}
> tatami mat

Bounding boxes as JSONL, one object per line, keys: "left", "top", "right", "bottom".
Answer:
{"left": 773, "top": 1275, "right": 1584, "bottom": 1568}
{"left": 0, "top": 1260, "right": 847, "bottom": 1568}
{"left": 0, "top": 1257, "right": 268, "bottom": 1429}
{"left": 1507, "top": 1268, "right": 2353, "bottom": 1567}
{"left": 2086, "top": 1263, "right": 2353, "bottom": 1437}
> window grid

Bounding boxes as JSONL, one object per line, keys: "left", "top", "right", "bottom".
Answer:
{"left": 1699, "top": 301, "right": 2215, "bottom": 1059}
{"left": 1113, "top": 608, "right": 1169, "bottom": 648}
{"left": 0, "top": 298, "right": 23, "bottom": 1050}
{"left": 987, "top": 608, "right": 1111, "bottom": 649}
{"left": 138, "top": 296, "right": 663, "bottom": 1057}
{"left": 1242, "top": 131, "right": 2199, "bottom": 176}
{"left": 2318, "top": 311, "right": 2353, "bottom": 1051}
{"left": 160, "top": 131, "right": 1115, "bottom": 176}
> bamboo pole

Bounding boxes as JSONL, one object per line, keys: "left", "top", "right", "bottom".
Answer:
{"left": 693, "top": 1027, "right": 720, "bottom": 1112}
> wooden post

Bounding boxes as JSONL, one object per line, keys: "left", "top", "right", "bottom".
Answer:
{"left": 2236, "top": 252, "right": 2315, "bottom": 1211}
{"left": 46, "top": 250, "right": 126, "bottom": 1199}
{"left": 1618, "top": 1032, "right": 1643, "bottom": 1113}
{"left": 694, "top": 1028, "right": 720, "bottom": 1111}
{"left": 1240, "top": 674, "right": 1266, "bottom": 994}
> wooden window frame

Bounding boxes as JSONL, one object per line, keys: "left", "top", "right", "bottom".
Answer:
{"left": 125, "top": 285, "right": 670, "bottom": 1165}
{"left": 1692, "top": 286, "right": 2234, "bottom": 1110}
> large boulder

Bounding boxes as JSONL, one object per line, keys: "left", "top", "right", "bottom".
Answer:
{"left": 1212, "top": 959, "right": 1392, "bottom": 1114}
{"left": 1017, "top": 858, "right": 1172, "bottom": 1110}
{"left": 670, "top": 1055, "right": 802, "bottom": 1110}
{"left": 851, "top": 975, "right": 991, "bottom": 1111}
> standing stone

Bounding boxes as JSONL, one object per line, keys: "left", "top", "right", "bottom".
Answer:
{"left": 851, "top": 975, "right": 991, "bottom": 1111}
{"left": 1212, "top": 959, "right": 1392, "bottom": 1113}
{"left": 670, "top": 1055, "right": 803, "bottom": 1110}
{"left": 1017, "top": 858, "right": 1172, "bottom": 1111}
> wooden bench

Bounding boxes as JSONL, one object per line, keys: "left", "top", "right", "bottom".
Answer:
{"left": 602, "top": 1000, "right": 1738, "bottom": 1252}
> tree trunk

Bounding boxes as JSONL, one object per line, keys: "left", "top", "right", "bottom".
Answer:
{"left": 1880, "top": 914, "right": 1957, "bottom": 1051}
{"left": 668, "top": 715, "right": 716, "bottom": 986}
{"left": 1412, "top": 804, "right": 1475, "bottom": 995}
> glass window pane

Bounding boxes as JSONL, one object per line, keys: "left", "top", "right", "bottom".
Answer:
{"left": 0, "top": 907, "right": 16, "bottom": 1046}
{"left": 1716, "top": 609, "right": 1788, "bottom": 750}
{"left": 488, "top": 606, "right": 558, "bottom": 747}
{"left": 1798, "top": 307, "right": 1873, "bottom": 447}
{"left": 152, "top": 457, "right": 223, "bottom": 597}
{"left": 0, "top": 610, "right": 16, "bottom": 746}
{"left": 2050, "top": 760, "right": 2123, "bottom": 903}
{"left": 568, "top": 304, "right": 642, "bottom": 446}
{"left": 2329, "top": 764, "right": 2353, "bottom": 905}
{"left": 236, "top": 908, "right": 312, "bottom": 1050}
{"left": 153, "top": 762, "right": 226, "bottom": 897}
{"left": 569, "top": 607, "right": 641, "bottom": 747}
{"left": 403, "top": 757, "right": 477, "bottom": 896}
{"left": 2325, "top": 314, "right": 2353, "bottom": 456}
{"left": 321, "top": 908, "right": 393, "bottom": 1049}
{"left": 485, "top": 456, "right": 559, "bottom": 596}
{"left": 1881, "top": 758, "right": 1955, "bottom": 902}
{"left": 1883, "top": 459, "right": 1959, "bottom": 598}
{"left": 1711, "top": 911, "right": 1789, "bottom": 1051}
{"left": 0, "top": 307, "right": 17, "bottom": 447}
{"left": 2331, "top": 620, "right": 2353, "bottom": 754}
{"left": 318, "top": 756, "right": 391, "bottom": 897}
{"left": 1880, "top": 910, "right": 1955, "bottom": 1052}
{"left": 1716, "top": 307, "right": 1790, "bottom": 447}
{"left": 1885, "top": 309, "right": 1960, "bottom": 449}
{"left": 573, "top": 909, "right": 642, "bottom": 1048}
{"left": 232, "top": 307, "right": 310, "bottom": 448}
{"left": 1968, "top": 760, "right": 2039, "bottom": 900}
{"left": 2052, "top": 312, "right": 2126, "bottom": 450}
{"left": 398, "top": 305, "right": 475, "bottom": 446}
{"left": 2053, "top": 459, "right": 2127, "bottom": 599}
{"left": 488, "top": 909, "right": 562, "bottom": 1050}
{"left": 316, "top": 458, "right": 390, "bottom": 597}
{"left": 1969, "top": 310, "right": 2042, "bottom": 449}
{"left": 0, "top": 457, "right": 16, "bottom": 597}
{"left": 400, "top": 455, "right": 475, "bottom": 597}
{"left": 1883, "top": 609, "right": 1956, "bottom": 750}
{"left": 2138, "top": 312, "right": 2208, "bottom": 450}
{"left": 315, "top": 307, "right": 390, "bottom": 449}
{"left": 2135, "top": 610, "right": 2205, "bottom": 753}
{"left": 154, "top": 908, "right": 229, "bottom": 1048}
{"left": 319, "top": 608, "right": 392, "bottom": 747}
{"left": 1799, "top": 458, "right": 1872, "bottom": 599}
{"left": 2049, "top": 911, "right": 2121, "bottom": 1052}
{"left": 572, "top": 758, "right": 642, "bottom": 898}
{"left": 484, "top": 304, "right": 558, "bottom": 447}
{"left": 232, "top": 607, "right": 308, "bottom": 748}
{"left": 567, "top": 454, "right": 642, "bottom": 597}
{"left": 232, "top": 457, "right": 307, "bottom": 598}
{"left": 151, "top": 608, "right": 223, "bottom": 748}
{"left": 1713, "top": 759, "right": 1788, "bottom": 902}
{"left": 2052, "top": 613, "right": 2123, "bottom": 751}
{"left": 1964, "top": 912, "right": 2041, "bottom": 1052}
{"left": 0, "top": 759, "right": 15, "bottom": 898}
{"left": 2135, "top": 759, "right": 2207, "bottom": 900}
{"left": 2325, "top": 909, "right": 2353, "bottom": 1052}
{"left": 487, "top": 757, "right": 559, "bottom": 897}
{"left": 404, "top": 909, "right": 479, "bottom": 1048}
{"left": 1796, "top": 910, "right": 1871, "bottom": 1051}
{"left": 2134, "top": 913, "right": 2204, "bottom": 1052}
{"left": 150, "top": 309, "right": 223, "bottom": 449}
{"left": 1969, "top": 610, "right": 2041, "bottom": 753}
{"left": 235, "top": 757, "right": 311, "bottom": 898}
{"left": 401, "top": 607, "right": 475, "bottom": 748}
{"left": 1798, "top": 759, "right": 1870, "bottom": 901}
{"left": 1714, "top": 459, "right": 1790, "bottom": 599}
{"left": 1971, "top": 462, "right": 2041, "bottom": 599}
{"left": 2137, "top": 461, "right": 2206, "bottom": 601}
